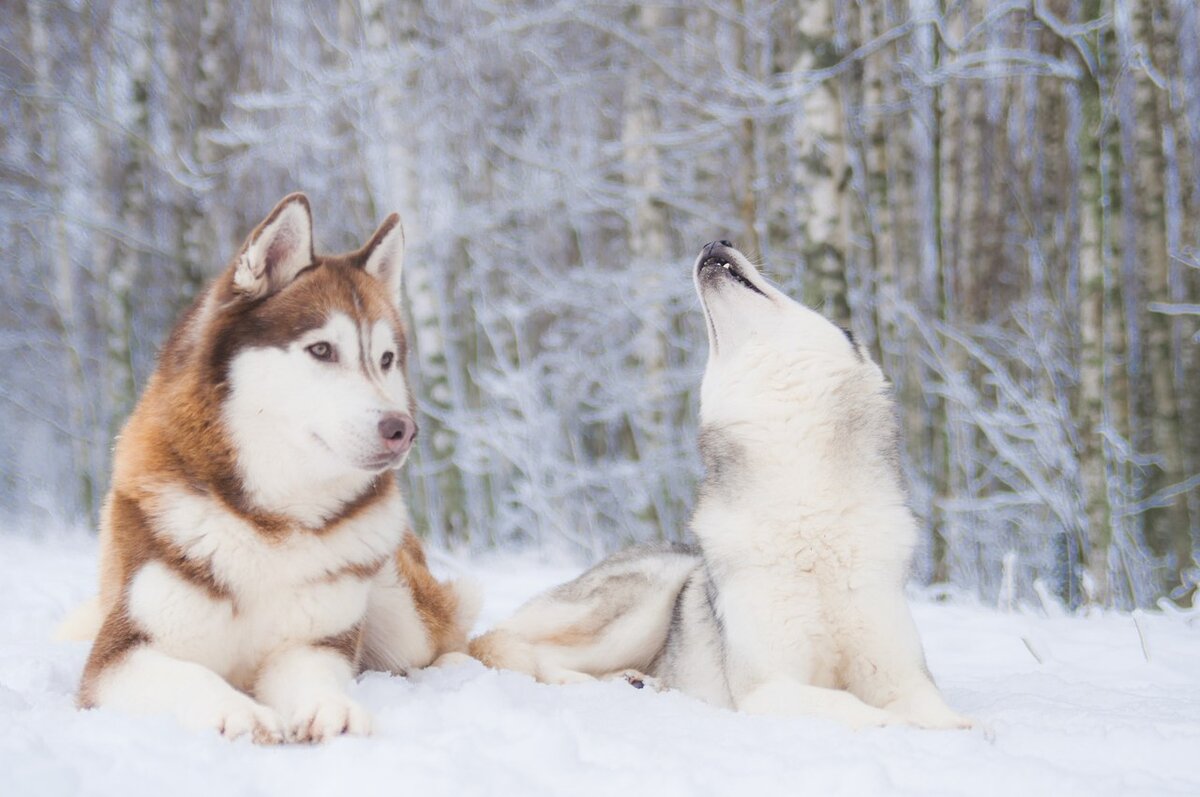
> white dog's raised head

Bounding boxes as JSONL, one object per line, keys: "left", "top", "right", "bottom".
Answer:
{"left": 178, "top": 194, "right": 418, "bottom": 519}
{"left": 692, "top": 241, "right": 896, "bottom": 483}
{"left": 693, "top": 240, "right": 859, "bottom": 367}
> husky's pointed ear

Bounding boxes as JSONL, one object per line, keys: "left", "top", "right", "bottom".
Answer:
{"left": 233, "top": 193, "right": 314, "bottom": 299}
{"left": 361, "top": 213, "right": 404, "bottom": 306}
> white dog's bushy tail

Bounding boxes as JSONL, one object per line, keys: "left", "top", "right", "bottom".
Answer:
{"left": 468, "top": 629, "right": 539, "bottom": 675}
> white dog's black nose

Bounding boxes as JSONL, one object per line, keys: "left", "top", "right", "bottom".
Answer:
{"left": 379, "top": 413, "right": 418, "bottom": 453}
{"left": 702, "top": 240, "right": 735, "bottom": 258}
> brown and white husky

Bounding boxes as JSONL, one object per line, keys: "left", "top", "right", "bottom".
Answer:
{"left": 59, "top": 194, "right": 478, "bottom": 743}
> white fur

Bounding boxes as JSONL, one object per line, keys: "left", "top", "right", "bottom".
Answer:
{"left": 363, "top": 219, "right": 404, "bottom": 304}
{"left": 143, "top": 487, "right": 402, "bottom": 685}
{"left": 90, "top": 487, "right": 406, "bottom": 740}
{"left": 475, "top": 245, "right": 972, "bottom": 731}
{"left": 93, "top": 647, "right": 285, "bottom": 743}
{"left": 256, "top": 645, "right": 371, "bottom": 742}
{"left": 479, "top": 546, "right": 698, "bottom": 686}
{"left": 91, "top": 478, "right": 459, "bottom": 741}
{"left": 233, "top": 195, "right": 313, "bottom": 299}
{"left": 74, "top": 201, "right": 453, "bottom": 744}
{"left": 223, "top": 312, "right": 413, "bottom": 525}
{"left": 685, "top": 246, "right": 969, "bottom": 729}
{"left": 55, "top": 595, "right": 104, "bottom": 641}
{"left": 152, "top": 486, "right": 404, "bottom": 592}
{"left": 360, "top": 564, "right": 435, "bottom": 673}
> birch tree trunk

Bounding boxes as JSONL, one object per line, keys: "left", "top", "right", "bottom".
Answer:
{"left": 622, "top": 2, "right": 672, "bottom": 542}
{"left": 103, "top": 0, "right": 151, "bottom": 447}
{"left": 25, "top": 0, "right": 96, "bottom": 516}
{"left": 1076, "top": 8, "right": 1111, "bottom": 603}
{"left": 1131, "top": 1, "right": 1190, "bottom": 583}
{"left": 793, "top": 1, "right": 850, "bottom": 328}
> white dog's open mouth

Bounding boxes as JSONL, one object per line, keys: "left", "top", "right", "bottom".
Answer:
{"left": 698, "top": 253, "right": 767, "bottom": 298}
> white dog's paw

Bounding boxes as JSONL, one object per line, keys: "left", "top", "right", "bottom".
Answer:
{"left": 206, "top": 697, "right": 285, "bottom": 744}
{"left": 845, "top": 705, "right": 907, "bottom": 730}
{"left": 886, "top": 700, "right": 977, "bottom": 731}
{"left": 923, "top": 712, "right": 976, "bottom": 731}
{"left": 902, "top": 712, "right": 975, "bottom": 731}
{"left": 285, "top": 695, "right": 372, "bottom": 743}
{"left": 606, "top": 669, "right": 662, "bottom": 692}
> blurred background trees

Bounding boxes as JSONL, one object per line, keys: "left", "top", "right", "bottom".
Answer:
{"left": 2, "top": 0, "right": 1197, "bottom": 608}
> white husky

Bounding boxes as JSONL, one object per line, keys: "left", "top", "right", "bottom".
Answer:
{"left": 471, "top": 241, "right": 973, "bottom": 730}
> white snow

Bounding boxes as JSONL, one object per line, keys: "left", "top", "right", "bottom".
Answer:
{"left": 2, "top": 532, "right": 1199, "bottom": 797}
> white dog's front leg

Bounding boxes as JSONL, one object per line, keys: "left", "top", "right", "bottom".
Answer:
{"left": 255, "top": 644, "right": 371, "bottom": 743}
{"left": 841, "top": 591, "right": 974, "bottom": 730}
{"left": 737, "top": 678, "right": 902, "bottom": 729}
{"left": 716, "top": 577, "right": 899, "bottom": 727}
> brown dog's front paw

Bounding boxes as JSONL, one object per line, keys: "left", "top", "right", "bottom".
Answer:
{"left": 285, "top": 695, "right": 372, "bottom": 743}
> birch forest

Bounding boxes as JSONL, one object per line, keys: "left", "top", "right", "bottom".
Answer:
{"left": 2, "top": 0, "right": 1199, "bottom": 608}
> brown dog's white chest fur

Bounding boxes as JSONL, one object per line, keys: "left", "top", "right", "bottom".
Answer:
{"left": 125, "top": 488, "right": 405, "bottom": 690}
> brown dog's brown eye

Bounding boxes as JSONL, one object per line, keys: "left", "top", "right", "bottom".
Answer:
{"left": 380, "top": 352, "right": 394, "bottom": 370}
{"left": 307, "top": 342, "right": 335, "bottom": 362}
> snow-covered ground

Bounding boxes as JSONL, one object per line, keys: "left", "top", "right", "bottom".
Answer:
{"left": 1, "top": 532, "right": 1198, "bottom": 797}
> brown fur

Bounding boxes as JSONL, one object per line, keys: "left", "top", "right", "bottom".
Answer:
{"left": 531, "top": 625, "right": 598, "bottom": 648}
{"left": 114, "top": 492, "right": 232, "bottom": 602}
{"left": 78, "top": 601, "right": 148, "bottom": 707}
{"left": 79, "top": 195, "right": 437, "bottom": 705}
{"left": 468, "top": 622, "right": 599, "bottom": 673}
{"left": 315, "top": 625, "right": 366, "bottom": 667}
{"left": 319, "top": 556, "right": 389, "bottom": 584}
{"left": 467, "top": 631, "right": 506, "bottom": 670}
{"left": 468, "top": 629, "right": 536, "bottom": 673}
{"left": 395, "top": 530, "right": 469, "bottom": 657}
{"left": 91, "top": 206, "right": 410, "bottom": 607}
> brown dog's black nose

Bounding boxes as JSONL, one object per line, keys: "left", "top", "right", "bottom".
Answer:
{"left": 379, "top": 413, "right": 418, "bottom": 452}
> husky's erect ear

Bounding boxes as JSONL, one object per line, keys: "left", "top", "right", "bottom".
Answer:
{"left": 233, "top": 193, "right": 315, "bottom": 299}
{"left": 361, "top": 213, "right": 404, "bottom": 306}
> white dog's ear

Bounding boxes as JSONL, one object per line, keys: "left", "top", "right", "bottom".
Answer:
{"left": 361, "top": 213, "right": 404, "bottom": 306}
{"left": 233, "top": 193, "right": 314, "bottom": 299}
